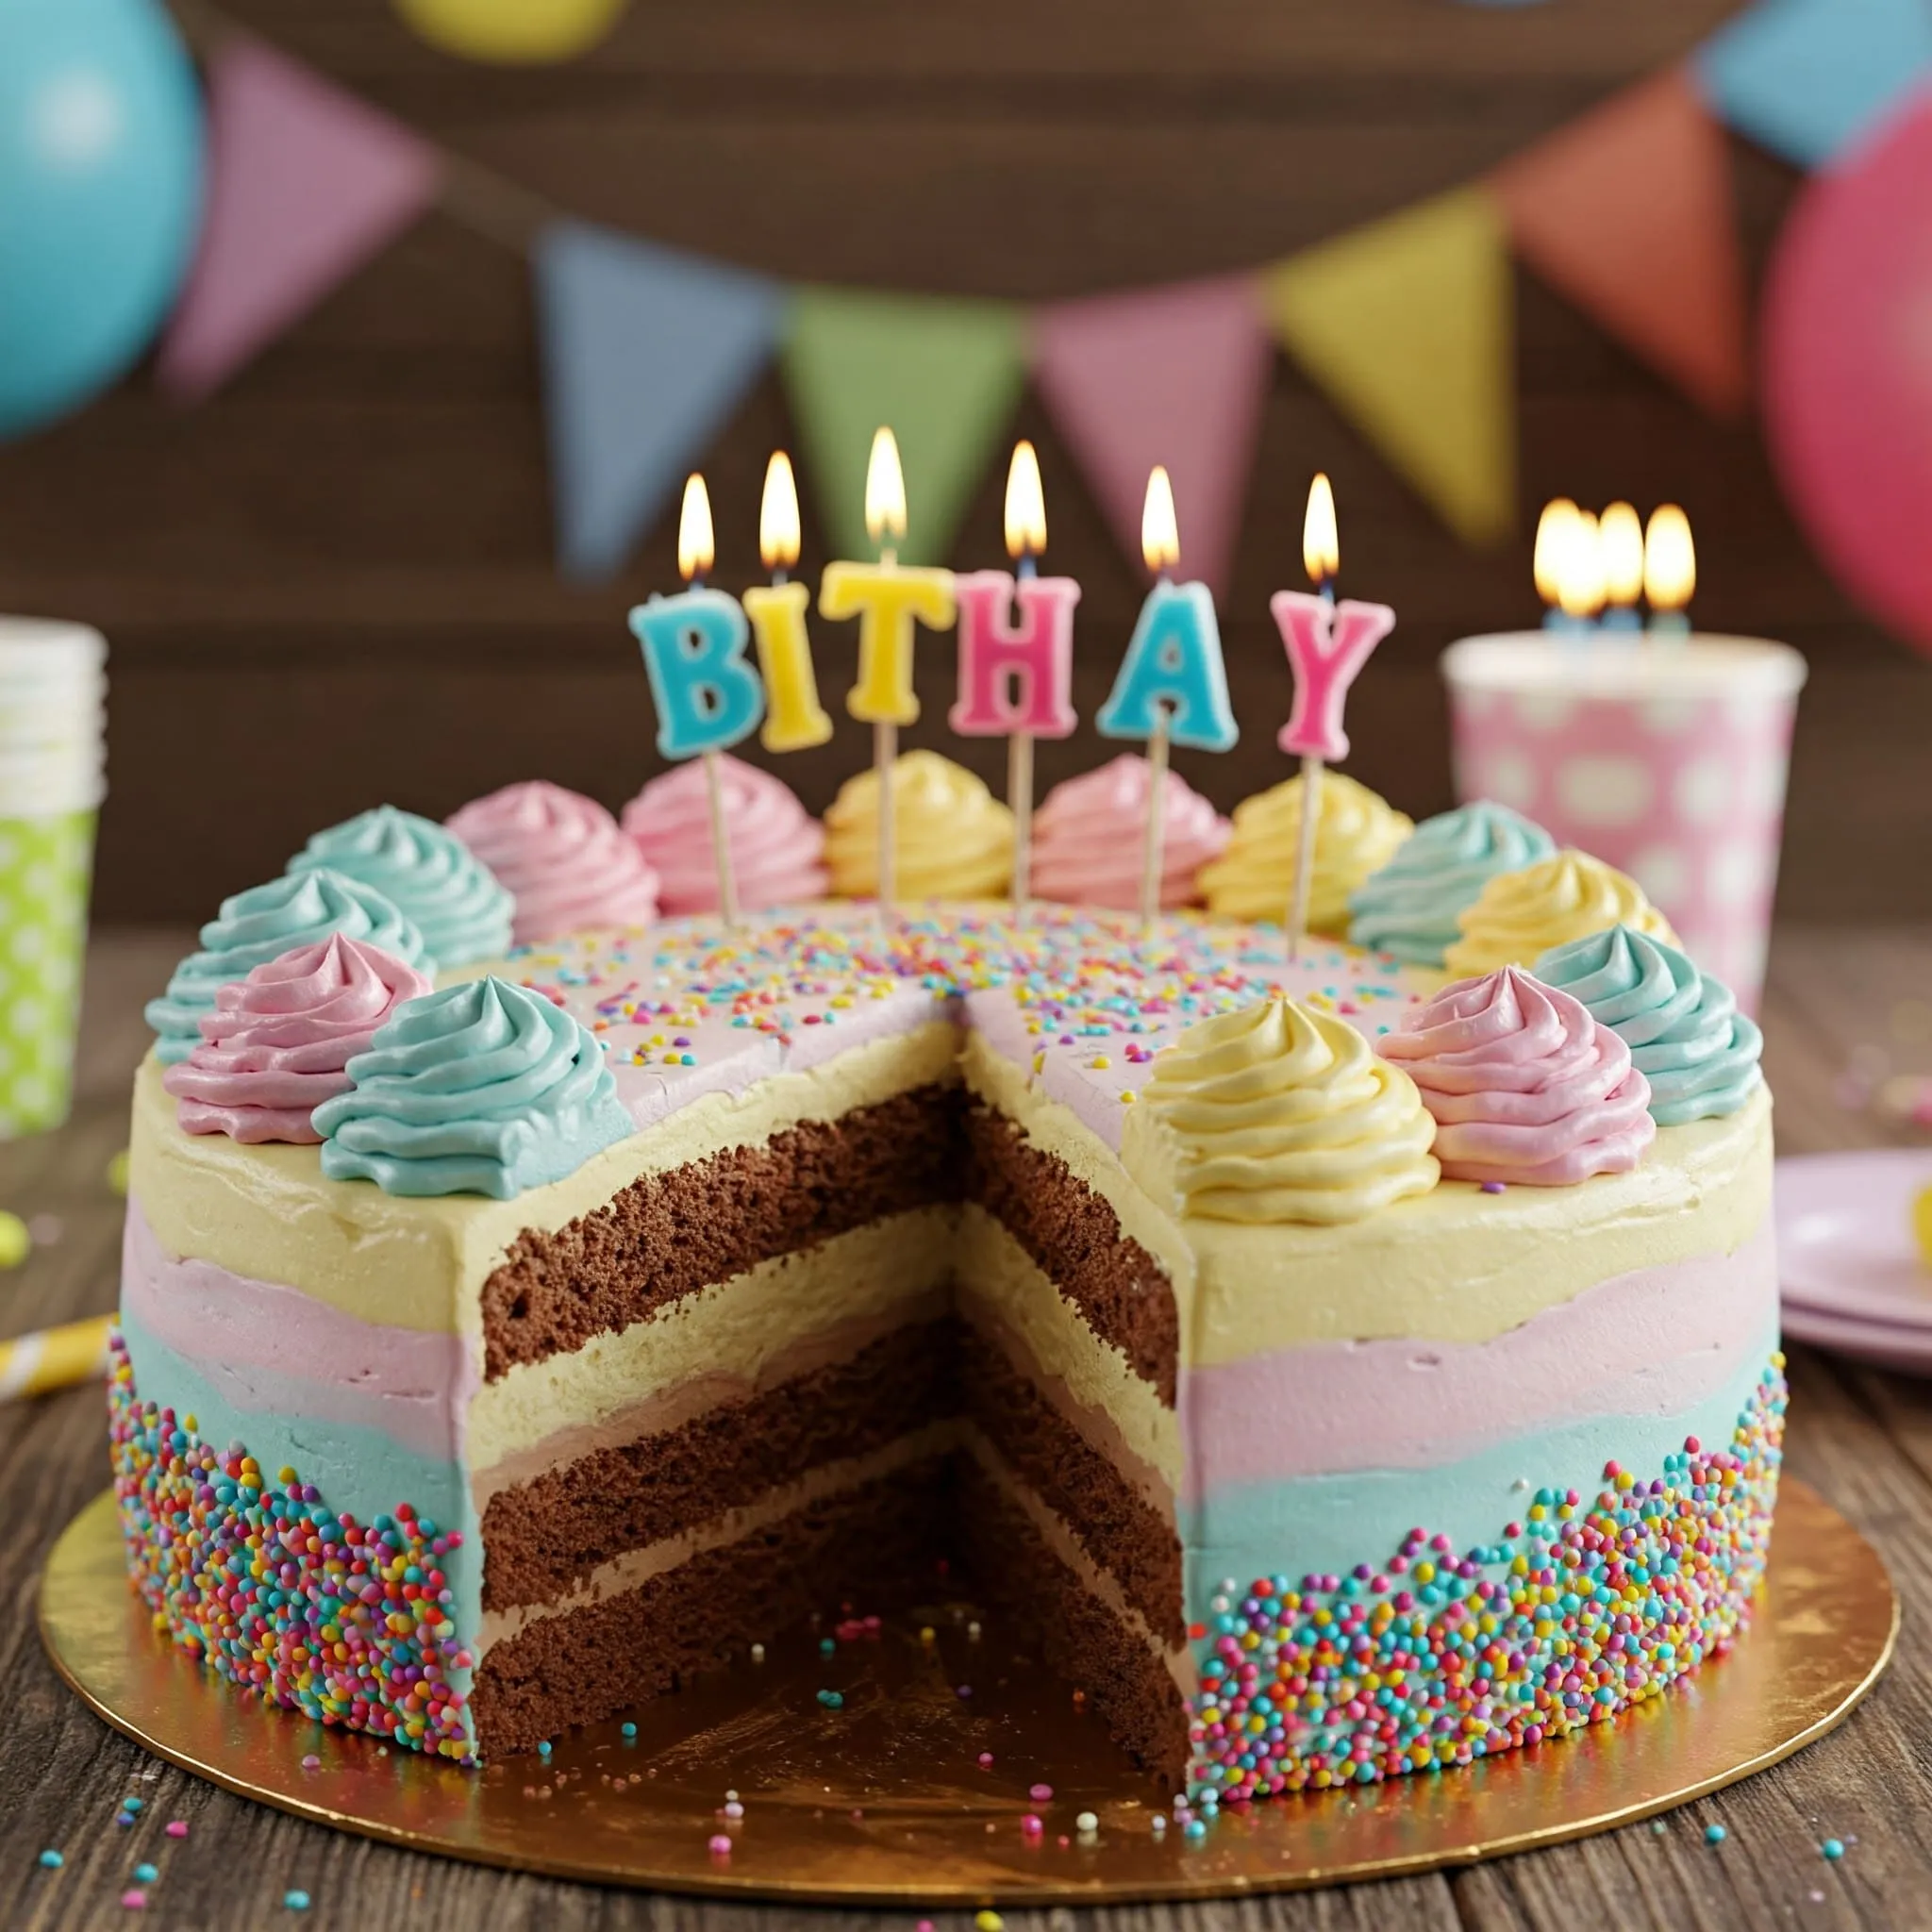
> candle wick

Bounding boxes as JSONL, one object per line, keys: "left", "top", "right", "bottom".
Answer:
{"left": 1016, "top": 553, "right": 1039, "bottom": 583}
{"left": 772, "top": 567, "right": 790, "bottom": 588}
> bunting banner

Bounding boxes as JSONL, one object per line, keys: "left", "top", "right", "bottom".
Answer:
{"left": 1698, "top": 0, "right": 1932, "bottom": 170}
{"left": 1031, "top": 277, "right": 1271, "bottom": 599}
{"left": 782, "top": 289, "right": 1027, "bottom": 568}
{"left": 90, "top": 3, "right": 1905, "bottom": 597}
{"left": 158, "top": 39, "right": 441, "bottom": 401}
{"left": 1492, "top": 70, "right": 1749, "bottom": 421}
{"left": 534, "top": 223, "right": 786, "bottom": 582}
{"left": 1761, "top": 93, "right": 1932, "bottom": 654}
{"left": 1261, "top": 189, "right": 1515, "bottom": 548}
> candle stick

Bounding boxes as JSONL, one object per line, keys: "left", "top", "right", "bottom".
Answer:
{"left": 744, "top": 451, "right": 834, "bottom": 753}
{"left": 950, "top": 440, "right": 1080, "bottom": 915}
{"left": 1644, "top": 504, "right": 1695, "bottom": 638}
{"left": 1599, "top": 502, "right": 1645, "bottom": 634}
{"left": 1557, "top": 508, "right": 1606, "bottom": 634}
{"left": 1095, "top": 465, "right": 1238, "bottom": 930}
{"left": 627, "top": 471, "right": 766, "bottom": 928}
{"left": 1273, "top": 474, "right": 1395, "bottom": 960}
{"left": 819, "top": 427, "right": 957, "bottom": 916}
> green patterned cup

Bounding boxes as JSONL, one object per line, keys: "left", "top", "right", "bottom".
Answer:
{"left": 0, "top": 807, "right": 97, "bottom": 1138}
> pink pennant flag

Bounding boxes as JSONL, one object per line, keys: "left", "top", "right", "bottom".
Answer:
{"left": 159, "top": 41, "right": 442, "bottom": 400}
{"left": 1031, "top": 276, "right": 1272, "bottom": 599}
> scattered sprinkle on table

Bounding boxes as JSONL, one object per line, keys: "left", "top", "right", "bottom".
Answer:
{"left": 120, "top": 1890, "right": 147, "bottom": 1910}
{"left": 0, "top": 1210, "right": 29, "bottom": 1268}
{"left": 1029, "top": 1782, "right": 1053, "bottom": 1801}
{"left": 38, "top": 1849, "right": 62, "bottom": 1869}
{"left": 1076, "top": 1810, "right": 1099, "bottom": 1834}
{"left": 284, "top": 1890, "right": 310, "bottom": 1911}
{"left": 122, "top": 1797, "right": 142, "bottom": 1813}
{"left": 816, "top": 1689, "right": 843, "bottom": 1708}
{"left": 1706, "top": 1824, "right": 1727, "bottom": 1844}
{"left": 1823, "top": 1838, "right": 1845, "bottom": 1859}
{"left": 300, "top": 1755, "right": 321, "bottom": 1771}
{"left": 164, "top": 1823, "right": 188, "bottom": 1840}
{"left": 108, "top": 1150, "right": 129, "bottom": 1196}
{"left": 621, "top": 1722, "right": 637, "bottom": 1739}
{"left": 708, "top": 1834, "right": 731, "bottom": 1857}
{"left": 974, "top": 1913, "right": 1004, "bottom": 1932}
{"left": 133, "top": 1863, "right": 158, "bottom": 1883}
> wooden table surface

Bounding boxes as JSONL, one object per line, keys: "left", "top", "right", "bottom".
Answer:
{"left": 5, "top": 928, "right": 1930, "bottom": 1931}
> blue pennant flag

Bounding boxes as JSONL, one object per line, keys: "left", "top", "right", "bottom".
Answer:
{"left": 534, "top": 223, "right": 786, "bottom": 580}
{"left": 1697, "top": 0, "right": 1932, "bottom": 169}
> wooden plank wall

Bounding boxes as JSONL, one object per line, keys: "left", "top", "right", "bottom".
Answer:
{"left": 0, "top": 0, "right": 1925, "bottom": 924}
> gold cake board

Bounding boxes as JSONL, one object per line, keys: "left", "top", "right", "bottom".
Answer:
{"left": 40, "top": 1480, "right": 1894, "bottom": 1905}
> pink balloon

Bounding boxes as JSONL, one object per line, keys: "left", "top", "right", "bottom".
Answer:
{"left": 1761, "top": 93, "right": 1932, "bottom": 656}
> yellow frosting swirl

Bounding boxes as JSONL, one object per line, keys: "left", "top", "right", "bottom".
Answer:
{"left": 824, "top": 750, "right": 1014, "bottom": 899}
{"left": 1124, "top": 995, "right": 1439, "bottom": 1224}
{"left": 1443, "top": 849, "right": 1677, "bottom": 978}
{"left": 1198, "top": 772, "right": 1412, "bottom": 930}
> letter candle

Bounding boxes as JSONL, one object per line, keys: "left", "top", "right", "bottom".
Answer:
{"left": 1095, "top": 466, "right": 1239, "bottom": 928}
{"left": 1644, "top": 504, "right": 1695, "bottom": 638}
{"left": 818, "top": 427, "right": 957, "bottom": 914}
{"left": 627, "top": 473, "right": 765, "bottom": 927}
{"left": 949, "top": 441, "right": 1080, "bottom": 910}
{"left": 743, "top": 452, "right": 834, "bottom": 753}
{"left": 1271, "top": 475, "right": 1395, "bottom": 960}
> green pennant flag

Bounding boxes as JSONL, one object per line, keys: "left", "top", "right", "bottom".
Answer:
{"left": 782, "top": 288, "right": 1027, "bottom": 566}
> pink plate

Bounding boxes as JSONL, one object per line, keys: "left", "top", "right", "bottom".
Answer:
{"left": 1777, "top": 1301, "right": 1932, "bottom": 1376}
{"left": 1775, "top": 1151, "right": 1932, "bottom": 1333}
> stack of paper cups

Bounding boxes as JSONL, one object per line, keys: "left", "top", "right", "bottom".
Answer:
{"left": 0, "top": 620, "right": 107, "bottom": 1138}
{"left": 1442, "top": 633, "right": 1807, "bottom": 1017}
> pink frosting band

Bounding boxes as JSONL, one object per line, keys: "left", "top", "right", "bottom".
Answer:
{"left": 1378, "top": 965, "right": 1656, "bottom": 1185}
{"left": 1031, "top": 754, "right": 1230, "bottom": 911}
{"left": 622, "top": 752, "right": 828, "bottom": 915}
{"left": 446, "top": 781, "right": 659, "bottom": 943}
{"left": 162, "top": 934, "right": 433, "bottom": 1143}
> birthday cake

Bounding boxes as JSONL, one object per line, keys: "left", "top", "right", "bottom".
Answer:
{"left": 108, "top": 773, "right": 1780, "bottom": 1806}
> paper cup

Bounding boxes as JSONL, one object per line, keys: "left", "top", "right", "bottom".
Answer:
{"left": 0, "top": 807, "right": 97, "bottom": 1138}
{"left": 1441, "top": 633, "right": 1807, "bottom": 1014}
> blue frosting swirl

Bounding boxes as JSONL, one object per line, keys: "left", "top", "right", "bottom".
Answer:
{"left": 1348, "top": 801, "right": 1556, "bottom": 966}
{"left": 290, "top": 808, "right": 512, "bottom": 970}
{"left": 1533, "top": 924, "right": 1763, "bottom": 1126}
{"left": 312, "top": 976, "right": 635, "bottom": 1198}
{"left": 145, "top": 869, "right": 428, "bottom": 1065}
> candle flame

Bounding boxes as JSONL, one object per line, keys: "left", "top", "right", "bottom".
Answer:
{"left": 1141, "top": 465, "right": 1179, "bottom": 573}
{"left": 1600, "top": 502, "right": 1645, "bottom": 606}
{"left": 1644, "top": 505, "right": 1695, "bottom": 611}
{"left": 1005, "top": 440, "right": 1046, "bottom": 559}
{"left": 759, "top": 451, "right": 801, "bottom": 572}
{"left": 1302, "top": 473, "right": 1339, "bottom": 584}
{"left": 1534, "top": 499, "right": 1579, "bottom": 605}
{"left": 864, "top": 426, "right": 907, "bottom": 545}
{"left": 1556, "top": 508, "right": 1606, "bottom": 620}
{"left": 677, "top": 473, "right": 714, "bottom": 582}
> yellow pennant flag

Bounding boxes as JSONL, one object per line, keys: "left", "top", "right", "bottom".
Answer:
{"left": 1262, "top": 187, "right": 1515, "bottom": 546}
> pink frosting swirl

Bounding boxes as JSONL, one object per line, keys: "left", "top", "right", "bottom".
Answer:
{"left": 446, "top": 781, "right": 659, "bottom": 943}
{"left": 1377, "top": 965, "right": 1656, "bottom": 1186}
{"left": 622, "top": 753, "right": 827, "bottom": 915}
{"left": 1032, "top": 754, "right": 1230, "bottom": 910}
{"left": 162, "top": 935, "right": 433, "bottom": 1144}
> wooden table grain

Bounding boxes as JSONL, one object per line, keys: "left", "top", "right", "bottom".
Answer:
{"left": 5, "top": 928, "right": 1931, "bottom": 1931}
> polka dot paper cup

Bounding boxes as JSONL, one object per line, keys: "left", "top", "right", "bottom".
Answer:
{"left": 1442, "top": 634, "right": 1807, "bottom": 1014}
{"left": 0, "top": 621, "right": 106, "bottom": 1139}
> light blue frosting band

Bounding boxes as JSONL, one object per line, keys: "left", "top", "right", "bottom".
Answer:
{"left": 1348, "top": 800, "right": 1556, "bottom": 966}
{"left": 1534, "top": 923, "right": 1763, "bottom": 1126}
{"left": 290, "top": 807, "right": 513, "bottom": 970}
{"left": 313, "top": 976, "right": 635, "bottom": 1198}
{"left": 144, "top": 868, "right": 429, "bottom": 1065}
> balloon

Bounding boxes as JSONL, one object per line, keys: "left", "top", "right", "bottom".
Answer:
{"left": 1760, "top": 95, "right": 1932, "bottom": 656}
{"left": 0, "top": 0, "right": 204, "bottom": 441}
{"left": 392, "top": 0, "right": 630, "bottom": 64}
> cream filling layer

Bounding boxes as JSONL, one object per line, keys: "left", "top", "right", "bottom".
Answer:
{"left": 468, "top": 1208, "right": 957, "bottom": 1497}
{"left": 955, "top": 1202, "right": 1182, "bottom": 1494}
{"left": 129, "top": 1020, "right": 961, "bottom": 1335}
{"left": 962, "top": 1425, "right": 1195, "bottom": 1701}
{"left": 476, "top": 1422, "right": 958, "bottom": 1653}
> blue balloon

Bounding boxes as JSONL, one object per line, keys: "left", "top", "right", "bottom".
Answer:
{"left": 0, "top": 0, "right": 204, "bottom": 440}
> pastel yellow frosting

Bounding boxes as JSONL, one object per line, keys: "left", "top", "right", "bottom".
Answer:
{"left": 1444, "top": 849, "right": 1677, "bottom": 978}
{"left": 1123, "top": 994, "right": 1439, "bottom": 1224}
{"left": 824, "top": 750, "right": 1014, "bottom": 899}
{"left": 1198, "top": 771, "right": 1412, "bottom": 930}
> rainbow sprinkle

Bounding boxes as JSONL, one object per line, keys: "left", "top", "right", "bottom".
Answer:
{"left": 108, "top": 1334, "right": 477, "bottom": 1764}
{"left": 1185, "top": 1357, "right": 1786, "bottom": 1804}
